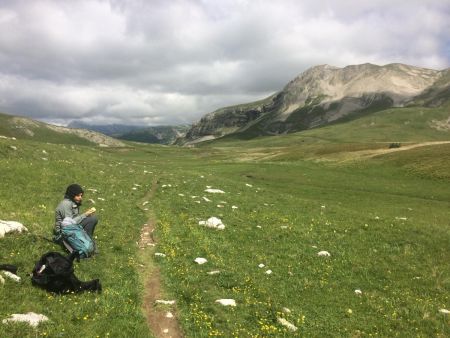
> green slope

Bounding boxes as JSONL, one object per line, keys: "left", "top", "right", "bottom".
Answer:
{"left": 0, "top": 112, "right": 95, "bottom": 145}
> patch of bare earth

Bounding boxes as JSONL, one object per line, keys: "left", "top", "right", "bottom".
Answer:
{"left": 335, "top": 141, "right": 450, "bottom": 163}
{"left": 139, "top": 179, "right": 184, "bottom": 338}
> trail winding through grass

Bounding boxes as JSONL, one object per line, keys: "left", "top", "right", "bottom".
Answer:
{"left": 139, "top": 178, "right": 183, "bottom": 338}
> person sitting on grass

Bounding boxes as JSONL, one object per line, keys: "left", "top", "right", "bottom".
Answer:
{"left": 54, "top": 184, "right": 97, "bottom": 239}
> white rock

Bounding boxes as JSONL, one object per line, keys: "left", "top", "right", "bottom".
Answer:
{"left": 155, "top": 300, "right": 176, "bottom": 305}
{"left": 0, "top": 220, "right": 28, "bottom": 238}
{"left": 439, "top": 309, "right": 450, "bottom": 314}
{"left": 265, "top": 269, "right": 272, "bottom": 275}
{"left": 97, "top": 197, "right": 105, "bottom": 201}
{"left": 178, "top": 193, "right": 185, "bottom": 197}
{"left": 199, "top": 217, "right": 225, "bottom": 230}
{"left": 245, "top": 183, "right": 253, "bottom": 187}
{"left": 1, "top": 271, "right": 21, "bottom": 283}
{"left": 258, "top": 264, "right": 265, "bottom": 268}
{"left": 0, "top": 275, "right": 4, "bottom": 284}
{"left": 154, "top": 253, "right": 166, "bottom": 258}
{"left": 9, "top": 145, "right": 17, "bottom": 150}
{"left": 232, "top": 205, "right": 238, "bottom": 209}
{"left": 205, "top": 189, "right": 225, "bottom": 194}
{"left": 2, "top": 312, "right": 48, "bottom": 327}
{"left": 395, "top": 217, "right": 407, "bottom": 220}
{"left": 215, "top": 299, "right": 236, "bottom": 306}
{"left": 202, "top": 196, "right": 211, "bottom": 202}
{"left": 165, "top": 312, "right": 174, "bottom": 318}
{"left": 162, "top": 329, "right": 169, "bottom": 333}
{"left": 194, "top": 257, "right": 207, "bottom": 264}
{"left": 194, "top": 201, "right": 201, "bottom": 204}
{"left": 132, "top": 187, "right": 137, "bottom": 190}
{"left": 317, "top": 251, "right": 331, "bottom": 257}
{"left": 277, "top": 317, "right": 297, "bottom": 332}
{"left": 354, "top": 289, "right": 362, "bottom": 295}
{"left": 207, "top": 270, "right": 220, "bottom": 275}
{"left": 88, "top": 199, "right": 96, "bottom": 204}
{"left": 217, "top": 204, "right": 224, "bottom": 208}
{"left": 142, "top": 201, "right": 149, "bottom": 206}
{"left": 282, "top": 307, "right": 291, "bottom": 314}
{"left": 256, "top": 225, "right": 262, "bottom": 229}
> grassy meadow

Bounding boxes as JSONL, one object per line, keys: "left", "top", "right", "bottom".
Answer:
{"left": 0, "top": 116, "right": 449, "bottom": 337}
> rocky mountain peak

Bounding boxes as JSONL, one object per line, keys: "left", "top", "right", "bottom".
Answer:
{"left": 179, "top": 62, "right": 449, "bottom": 145}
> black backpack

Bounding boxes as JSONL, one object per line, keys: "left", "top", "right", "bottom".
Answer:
{"left": 31, "top": 251, "right": 101, "bottom": 294}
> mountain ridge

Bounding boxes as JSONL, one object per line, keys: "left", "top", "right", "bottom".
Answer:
{"left": 179, "top": 63, "right": 450, "bottom": 145}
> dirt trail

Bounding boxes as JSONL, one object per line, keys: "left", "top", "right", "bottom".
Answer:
{"left": 139, "top": 178, "right": 184, "bottom": 338}
{"left": 347, "top": 141, "right": 450, "bottom": 160}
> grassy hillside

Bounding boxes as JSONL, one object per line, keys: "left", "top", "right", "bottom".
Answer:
{"left": 0, "top": 123, "right": 449, "bottom": 336}
{"left": 216, "top": 105, "right": 450, "bottom": 145}
{"left": 0, "top": 113, "right": 95, "bottom": 145}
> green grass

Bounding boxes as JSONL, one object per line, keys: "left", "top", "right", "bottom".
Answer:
{"left": 1, "top": 122, "right": 449, "bottom": 337}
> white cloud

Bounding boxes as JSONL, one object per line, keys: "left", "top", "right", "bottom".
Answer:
{"left": 0, "top": 0, "right": 448, "bottom": 125}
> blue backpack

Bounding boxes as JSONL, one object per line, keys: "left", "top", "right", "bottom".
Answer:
{"left": 60, "top": 224, "right": 95, "bottom": 259}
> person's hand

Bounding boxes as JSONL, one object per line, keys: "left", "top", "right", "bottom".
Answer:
{"left": 85, "top": 207, "right": 96, "bottom": 216}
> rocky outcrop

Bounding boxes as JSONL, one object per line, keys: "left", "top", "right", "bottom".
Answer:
{"left": 179, "top": 63, "right": 449, "bottom": 145}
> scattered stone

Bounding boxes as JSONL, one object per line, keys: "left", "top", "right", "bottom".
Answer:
{"left": 277, "top": 317, "right": 297, "bottom": 332}
{"left": 142, "top": 201, "right": 149, "bottom": 206}
{"left": 165, "top": 312, "right": 174, "bottom": 318}
{"left": 9, "top": 145, "right": 17, "bottom": 151}
{"left": 0, "top": 275, "right": 4, "bottom": 284}
{"left": 217, "top": 204, "right": 224, "bottom": 208}
{"left": 245, "top": 183, "right": 253, "bottom": 187}
{"left": 258, "top": 264, "right": 265, "bottom": 268}
{"left": 282, "top": 307, "right": 291, "bottom": 314}
{"left": 265, "top": 269, "right": 272, "bottom": 275}
{"left": 97, "top": 197, "right": 105, "bottom": 201}
{"left": 207, "top": 270, "right": 220, "bottom": 275}
{"left": 215, "top": 299, "right": 236, "bottom": 306}
{"left": 1, "top": 271, "right": 21, "bottom": 283}
{"left": 317, "top": 251, "right": 331, "bottom": 257}
{"left": 439, "top": 309, "right": 450, "bottom": 314}
{"left": 0, "top": 220, "right": 28, "bottom": 238}
{"left": 395, "top": 217, "right": 407, "bottom": 220}
{"left": 155, "top": 300, "right": 176, "bottom": 305}
{"left": 2, "top": 312, "right": 49, "bottom": 327}
{"left": 178, "top": 193, "right": 185, "bottom": 197}
{"left": 232, "top": 205, "right": 238, "bottom": 209}
{"left": 154, "top": 253, "right": 166, "bottom": 258}
{"left": 354, "top": 289, "right": 362, "bottom": 295}
{"left": 205, "top": 189, "right": 225, "bottom": 194}
{"left": 162, "top": 329, "right": 169, "bottom": 333}
{"left": 194, "top": 257, "right": 208, "bottom": 265}
{"left": 199, "top": 217, "right": 225, "bottom": 230}
{"left": 202, "top": 196, "right": 211, "bottom": 202}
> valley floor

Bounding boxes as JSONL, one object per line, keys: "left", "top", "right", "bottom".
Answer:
{"left": 0, "top": 138, "right": 449, "bottom": 337}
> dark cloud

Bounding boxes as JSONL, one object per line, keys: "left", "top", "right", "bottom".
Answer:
{"left": 0, "top": 0, "right": 449, "bottom": 125}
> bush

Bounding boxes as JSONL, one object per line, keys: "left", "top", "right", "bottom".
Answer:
{"left": 389, "top": 142, "right": 401, "bottom": 148}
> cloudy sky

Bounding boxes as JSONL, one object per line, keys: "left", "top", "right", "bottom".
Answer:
{"left": 0, "top": 0, "right": 449, "bottom": 126}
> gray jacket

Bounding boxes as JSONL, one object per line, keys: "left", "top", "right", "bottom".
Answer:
{"left": 54, "top": 198, "right": 87, "bottom": 232}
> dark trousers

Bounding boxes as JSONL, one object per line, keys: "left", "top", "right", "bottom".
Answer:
{"left": 80, "top": 215, "right": 98, "bottom": 238}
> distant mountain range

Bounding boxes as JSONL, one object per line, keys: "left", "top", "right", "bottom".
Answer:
{"left": 178, "top": 63, "right": 450, "bottom": 145}
{"left": 67, "top": 121, "right": 190, "bottom": 145}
